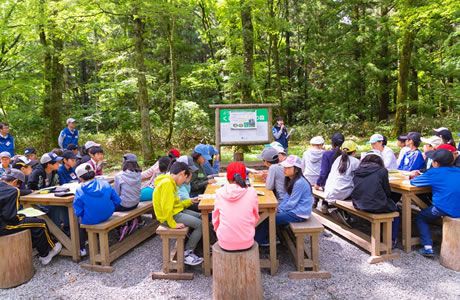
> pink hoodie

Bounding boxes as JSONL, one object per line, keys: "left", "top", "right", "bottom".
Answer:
{"left": 212, "top": 183, "right": 259, "bottom": 251}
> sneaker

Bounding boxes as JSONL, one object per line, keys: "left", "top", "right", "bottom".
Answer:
{"left": 319, "top": 201, "right": 329, "bottom": 214}
{"left": 322, "top": 230, "right": 333, "bottom": 238}
{"left": 418, "top": 247, "right": 434, "bottom": 257}
{"left": 184, "top": 250, "right": 203, "bottom": 266}
{"left": 119, "top": 224, "right": 129, "bottom": 242}
{"left": 128, "top": 218, "right": 139, "bottom": 235}
{"left": 39, "top": 242, "right": 62, "bottom": 265}
{"left": 80, "top": 248, "right": 88, "bottom": 257}
{"left": 330, "top": 210, "right": 352, "bottom": 228}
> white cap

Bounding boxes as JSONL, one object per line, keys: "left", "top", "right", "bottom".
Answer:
{"left": 66, "top": 118, "right": 76, "bottom": 124}
{"left": 40, "top": 152, "right": 63, "bottom": 164}
{"left": 280, "top": 155, "right": 303, "bottom": 168}
{"left": 433, "top": 127, "right": 448, "bottom": 133}
{"left": 75, "top": 163, "right": 94, "bottom": 178}
{"left": 269, "top": 142, "right": 286, "bottom": 154}
{"left": 421, "top": 136, "right": 443, "bottom": 148}
{"left": 369, "top": 134, "right": 384, "bottom": 144}
{"left": 310, "top": 136, "right": 325, "bottom": 145}
{"left": 0, "top": 151, "right": 11, "bottom": 159}
{"left": 84, "top": 141, "right": 100, "bottom": 150}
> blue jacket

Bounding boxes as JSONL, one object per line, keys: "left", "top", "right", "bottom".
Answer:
{"left": 178, "top": 183, "right": 191, "bottom": 200}
{"left": 58, "top": 127, "right": 79, "bottom": 149}
{"left": 0, "top": 134, "right": 14, "bottom": 156}
{"left": 57, "top": 165, "right": 77, "bottom": 185}
{"left": 73, "top": 179, "right": 121, "bottom": 225}
{"left": 272, "top": 126, "right": 289, "bottom": 149}
{"left": 202, "top": 160, "right": 220, "bottom": 176}
{"left": 279, "top": 177, "right": 313, "bottom": 219}
{"left": 317, "top": 149, "right": 340, "bottom": 187}
{"left": 398, "top": 149, "right": 424, "bottom": 171}
{"left": 410, "top": 167, "right": 460, "bottom": 218}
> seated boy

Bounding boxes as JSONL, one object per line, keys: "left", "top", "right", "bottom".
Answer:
{"left": 87, "top": 146, "right": 104, "bottom": 176}
{"left": 57, "top": 150, "right": 78, "bottom": 184}
{"left": 12, "top": 156, "right": 34, "bottom": 195}
{"left": 258, "top": 147, "right": 287, "bottom": 201}
{"left": 0, "top": 151, "right": 11, "bottom": 176}
{"left": 398, "top": 132, "right": 425, "bottom": 171}
{"left": 410, "top": 149, "right": 460, "bottom": 257}
{"left": 24, "top": 147, "right": 38, "bottom": 162}
{"left": 0, "top": 169, "right": 62, "bottom": 265}
{"left": 153, "top": 161, "right": 203, "bottom": 265}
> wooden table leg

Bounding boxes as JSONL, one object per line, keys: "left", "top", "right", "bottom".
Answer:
{"left": 268, "top": 208, "right": 278, "bottom": 275}
{"left": 67, "top": 206, "right": 81, "bottom": 262}
{"left": 401, "top": 194, "right": 412, "bottom": 253}
{"left": 201, "top": 209, "right": 211, "bottom": 276}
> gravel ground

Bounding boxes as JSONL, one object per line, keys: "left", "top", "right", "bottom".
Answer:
{"left": 1, "top": 225, "right": 459, "bottom": 300}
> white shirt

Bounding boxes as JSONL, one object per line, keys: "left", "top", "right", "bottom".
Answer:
{"left": 324, "top": 155, "right": 360, "bottom": 201}
{"left": 382, "top": 146, "right": 398, "bottom": 170}
{"left": 397, "top": 146, "right": 410, "bottom": 167}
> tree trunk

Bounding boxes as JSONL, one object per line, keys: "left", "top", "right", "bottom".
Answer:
{"left": 49, "top": 38, "right": 64, "bottom": 145}
{"left": 79, "top": 59, "right": 90, "bottom": 106}
{"left": 393, "top": 29, "right": 416, "bottom": 136}
{"left": 134, "top": 15, "right": 154, "bottom": 163}
{"left": 166, "top": 13, "right": 177, "bottom": 147}
{"left": 284, "top": 0, "right": 292, "bottom": 81}
{"left": 377, "top": 5, "right": 390, "bottom": 121}
{"left": 268, "top": 0, "right": 282, "bottom": 106}
{"left": 408, "top": 67, "right": 418, "bottom": 115}
{"left": 240, "top": 0, "right": 254, "bottom": 103}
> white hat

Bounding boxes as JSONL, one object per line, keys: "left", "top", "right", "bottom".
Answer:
{"left": 0, "top": 151, "right": 11, "bottom": 159}
{"left": 75, "top": 163, "right": 94, "bottom": 178}
{"left": 421, "top": 136, "right": 443, "bottom": 148}
{"left": 310, "top": 136, "right": 325, "bottom": 145}
{"left": 40, "top": 152, "right": 63, "bottom": 164}
{"left": 269, "top": 142, "right": 286, "bottom": 154}
{"left": 433, "top": 127, "right": 448, "bottom": 133}
{"left": 84, "top": 141, "right": 100, "bottom": 150}
{"left": 369, "top": 134, "right": 384, "bottom": 144}
{"left": 280, "top": 155, "right": 303, "bottom": 168}
{"left": 66, "top": 118, "right": 76, "bottom": 124}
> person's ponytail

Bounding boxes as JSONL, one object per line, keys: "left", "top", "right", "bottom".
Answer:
{"left": 338, "top": 150, "right": 350, "bottom": 175}
{"left": 233, "top": 173, "right": 247, "bottom": 188}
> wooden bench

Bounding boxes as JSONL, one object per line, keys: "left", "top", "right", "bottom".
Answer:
{"left": 152, "top": 226, "right": 193, "bottom": 280}
{"left": 312, "top": 189, "right": 400, "bottom": 264}
{"left": 440, "top": 217, "right": 460, "bottom": 271}
{"left": 279, "top": 215, "right": 331, "bottom": 279}
{"left": 81, "top": 202, "right": 158, "bottom": 272}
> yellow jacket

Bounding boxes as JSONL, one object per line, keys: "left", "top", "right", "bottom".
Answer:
{"left": 153, "top": 174, "right": 192, "bottom": 228}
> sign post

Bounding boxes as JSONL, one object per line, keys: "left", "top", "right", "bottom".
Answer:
{"left": 210, "top": 104, "right": 278, "bottom": 158}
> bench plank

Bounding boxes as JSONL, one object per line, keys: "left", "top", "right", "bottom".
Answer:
{"left": 289, "top": 215, "right": 323, "bottom": 234}
{"left": 335, "top": 200, "right": 399, "bottom": 220}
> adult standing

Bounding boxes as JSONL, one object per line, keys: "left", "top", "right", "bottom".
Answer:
{"left": 58, "top": 118, "right": 79, "bottom": 149}
{"left": 272, "top": 116, "right": 293, "bottom": 153}
{"left": 0, "top": 122, "right": 14, "bottom": 156}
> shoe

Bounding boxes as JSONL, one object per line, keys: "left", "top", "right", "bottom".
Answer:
{"left": 330, "top": 210, "right": 352, "bottom": 228}
{"left": 80, "top": 248, "right": 88, "bottom": 257}
{"left": 128, "top": 218, "right": 139, "bottom": 235}
{"left": 137, "top": 217, "right": 146, "bottom": 227}
{"left": 322, "top": 230, "right": 333, "bottom": 238}
{"left": 319, "top": 201, "right": 329, "bottom": 214}
{"left": 119, "top": 224, "right": 129, "bottom": 242}
{"left": 184, "top": 250, "right": 203, "bottom": 266}
{"left": 418, "top": 247, "right": 434, "bottom": 257}
{"left": 39, "top": 242, "right": 62, "bottom": 265}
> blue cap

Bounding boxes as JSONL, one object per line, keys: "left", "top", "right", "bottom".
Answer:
{"left": 194, "top": 144, "right": 212, "bottom": 160}
{"left": 207, "top": 145, "right": 219, "bottom": 156}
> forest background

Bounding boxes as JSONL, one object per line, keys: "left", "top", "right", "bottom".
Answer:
{"left": 0, "top": 0, "right": 458, "bottom": 164}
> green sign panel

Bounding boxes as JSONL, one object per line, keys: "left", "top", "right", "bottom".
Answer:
{"left": 220, "top": 108, "right": 269, "bottom": 123}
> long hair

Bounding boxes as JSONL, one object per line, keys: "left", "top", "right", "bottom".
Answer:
{"left": 338, "top": 150, "right": 352, "bottom": 175}
{"left": 284, "top": 166, "right": 310, "bottom": 195}
{"left": 232, "top": 173, "right": 247, "bottom": 188}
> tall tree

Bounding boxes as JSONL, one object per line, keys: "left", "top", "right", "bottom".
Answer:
{"left": 240, "top": 0, "right": 254, "bottom": 102}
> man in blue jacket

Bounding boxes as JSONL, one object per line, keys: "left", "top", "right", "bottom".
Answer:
{"left": 58, "top": 118, "right": 79, "bottom": 149}
{"left": 0, "top": 122, "right": 14, "bottom": 156}
{"left": 410, "top": 149, "right": 460, "bottom": 257}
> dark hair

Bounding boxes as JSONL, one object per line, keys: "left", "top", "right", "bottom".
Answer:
{"left": 80, "top": 164, "right": 96, "bottom": 181}
{"left": 232, "top": 173, "right": 247, "bottom": 188}
{"left": 0, "top": 122, "right": 9, "bottom": 129}
{"left": 275, "top": 116, "right": 284, "bottom": 122}
{"left": 284, "top": 166, "right": 310, "bottom": 195}
{"left": 191, "top": 152, "right": 202, "bottom": 161}
{"left": 1, "top": 174, "right": 22, "bottom": 186}
{"left": 338, "top": 150, "right": 353, "bottom": 174}
{"left": 411, "top": 139, "right": 421, "bottom": 147}
{"left": 123, "top": 161, "right": 141, "bottom": 172}
{"left": 361, "top": 154, "right": 384, "bottom": 167}
{"left": 89, "top": 146, "right": 104, "bottom": 155}
{"left": 52, "top": 148, "right": 63, "bottom": 156}
{"left": 169, "top": 162, "right": 191, "bottom": 176}
{"left": 267, "top": 157, "right": 280, "bottom": 165}
{"left": 382, "top": 135, "right": 388, "bottom": 146}
{"left": 158, "top": 156, "right": 172, "bottom": 173}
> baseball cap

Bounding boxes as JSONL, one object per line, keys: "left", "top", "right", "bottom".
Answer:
{"left": 433, "top": 127, "right": 448, "bottom": 133}
{"left": 435, "top": 130, "right": 453, "bottom": 141}
{"left": 369, "top": 134, "right": 384, "bottom": 144}
{"left": 207, "top": 145, "right": 219, "bottom": 156}
{"left": 40, "top": 152, "right": 63, "bottom": 164}
{"left": 0, "top": 151, "right": 11, "bottom": 159}
{"left": 13, "top": 156, "right": 32, "bottom": 166}
{"left": 342, "top": 140, "right": 357, "bottom": 153}
{"left": 66, "top": 118, "right": 76, "bottom": 124}
{"left": 421, "top": 136, "right": 442, "bottom": 148}
{"left": 436, "top": 144, "right": 457, "bottom": 153}
{"left": 226, "top": 162, "right": 247, "bottom": 181}
{"left": 168, "top": 148, "right": 181, "bottom": 159}
{"left": 258, "top": 147, "right": 279, "bottom": 163}
{"left": 397, "top": 135, "right": 407, "bottom": 142}
{"left": 194, "top": 144, "right": 212, "bottom": 160}
{"left": 84, "top": 141, "right": 100, "bottom": 150}
{"left": 401, "top": 132, "right": 421, "bottom": 144}
{"left": 331, "top": 133, "right": 345, "bottom": 146}
{"left": 426, "top": 149, "right": 454, "bottom": 166}
{"left": 269, "top": 142, "right": 286, "bottom": 154}
{"left": 1, "top": 168, "right": 25, "bottom": 183}
{"left": 62, "top": 150, "right": 77, "bottom": 160}
{"left": 75, "top": 163, "right": 94, "bottom": 178}
{"left": 310, "top": 136, "right": 325, "bottom": 145}
{"left": 24, "top": 147, "right": 36, "bottom": 155}
{"left": 123, "top": 153, "right": 137, "bottom": 162}
{"left": 66, "top": 144, "right": 78, "bottom": 151}
{"left": 176, "top": 155, "right": 199, "bottom": 172}
{"left": 280, "top": 155, "right": 303, "bottom": 168}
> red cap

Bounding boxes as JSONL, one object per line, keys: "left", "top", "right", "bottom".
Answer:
{"left": 437, "top": 144, "right": 457, "bottom": 153}
{"left": 168, "top": 148, "right": 181, "bottom": 158}
{"left": 226, "top": 162, "right": 247, "bottom": 182}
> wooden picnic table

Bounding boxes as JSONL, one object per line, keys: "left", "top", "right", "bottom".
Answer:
{"left": 20, "top": 193, "right": 81, "bottom": 262}
{"left": 389, "top": 172, "right": 431, "bottom": 253}
{"left": 198, "top": 182, "right": 279, "bottom": 276}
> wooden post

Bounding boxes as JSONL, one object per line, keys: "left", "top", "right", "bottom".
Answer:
{"left": 0, "top": 230, "right": 35, "bottom": 288}
{"left": 215, "top": 107, "right": 221, "bottom": 157}
{"left": 212, "top": 243, "right": 263, "bottom": 300}
{"left": 440, "top": 217, "right": 460, "bottom": 271}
